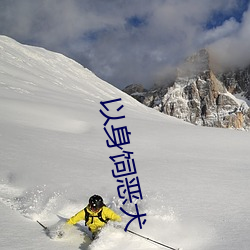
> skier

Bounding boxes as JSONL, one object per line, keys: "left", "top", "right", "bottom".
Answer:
{"left": 66, "top": 194, "right": 122, "bottom": 239}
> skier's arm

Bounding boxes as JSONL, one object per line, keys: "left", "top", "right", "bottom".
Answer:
{"left": 104, "top": 207, "right": 122, "bottom": 222}
{"left": 67, "top": 209, "right": 85, "bottom": 225}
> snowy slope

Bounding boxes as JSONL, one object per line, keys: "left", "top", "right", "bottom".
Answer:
{"left": 0, "top": 36, "right": 250, "bottom": 250}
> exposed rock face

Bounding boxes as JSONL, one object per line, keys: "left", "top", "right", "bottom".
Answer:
{"left": 123, "top": 49, "right": 250, "bottom": 130}
{"left": 217, "top": 66, "right": 250, "bottom": 99}
{"left": 123, "top": 84, "right": 147, "bottom": 103}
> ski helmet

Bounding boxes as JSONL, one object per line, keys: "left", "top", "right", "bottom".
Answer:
{"left": 89, "top": 195, "right": 104, "bottom": 210}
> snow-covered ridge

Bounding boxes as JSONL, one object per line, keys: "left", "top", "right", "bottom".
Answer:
{"left": 0, "top": 35, "right": 139, "bottom": 104}
{"left": 0, "top": 36, "right": 250, "bottom": 250}
{"left": 0, "top": 35, "right": 185, "bottom": 249}
{"left": 0, "top": 35, "right": 153, "bottom": 134}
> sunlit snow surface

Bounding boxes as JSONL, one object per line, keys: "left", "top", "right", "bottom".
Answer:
{"left": 0, "top": 36, "right": 250, "bottom": 250}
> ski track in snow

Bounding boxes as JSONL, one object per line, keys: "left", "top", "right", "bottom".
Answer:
{"left": 0, "top": 181, "right": 62, "bottom": 221}
{"left": 0, "top": 181, "right": 96, "bottom": 249}
{"left": 0, "top": 179, "right": 212, "bottom": 250}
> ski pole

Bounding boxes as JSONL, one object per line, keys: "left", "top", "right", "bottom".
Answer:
{"left": 127, "top": 229, "right": 180, "bottom": 250}
{"left": 37, "top": 220, "right": 48, "bottom": 230}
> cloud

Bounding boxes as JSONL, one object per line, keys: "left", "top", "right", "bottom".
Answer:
{"left": 209, "top": 4, "right": 250, "bottom": 69}
{"left": 200, "top": 18, "right": 240, "bottom": 45}
{"left": 0, "top": 0, "right": 249, "bottom": 89}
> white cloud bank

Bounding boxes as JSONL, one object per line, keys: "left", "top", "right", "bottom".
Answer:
{"left": 0, "top": 0, "right": 249, "bottom": 88}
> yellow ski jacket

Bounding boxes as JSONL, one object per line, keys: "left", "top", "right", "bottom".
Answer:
{"left": 67, "top": 206, "right": 121, "bottom": 233}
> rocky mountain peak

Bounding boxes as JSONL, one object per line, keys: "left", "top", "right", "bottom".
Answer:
{"left": 123, "top": 49, "right": 250, "bottom": 130}
{"left": 177, "top": 48, "right": 210, "bottom": 78}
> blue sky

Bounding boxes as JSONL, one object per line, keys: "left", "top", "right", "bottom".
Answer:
{"left": 205, "top": 0, "right": 249, "bottom": 28}
{"left": 0, "top": 0, "right": 249, "bottom": 89}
